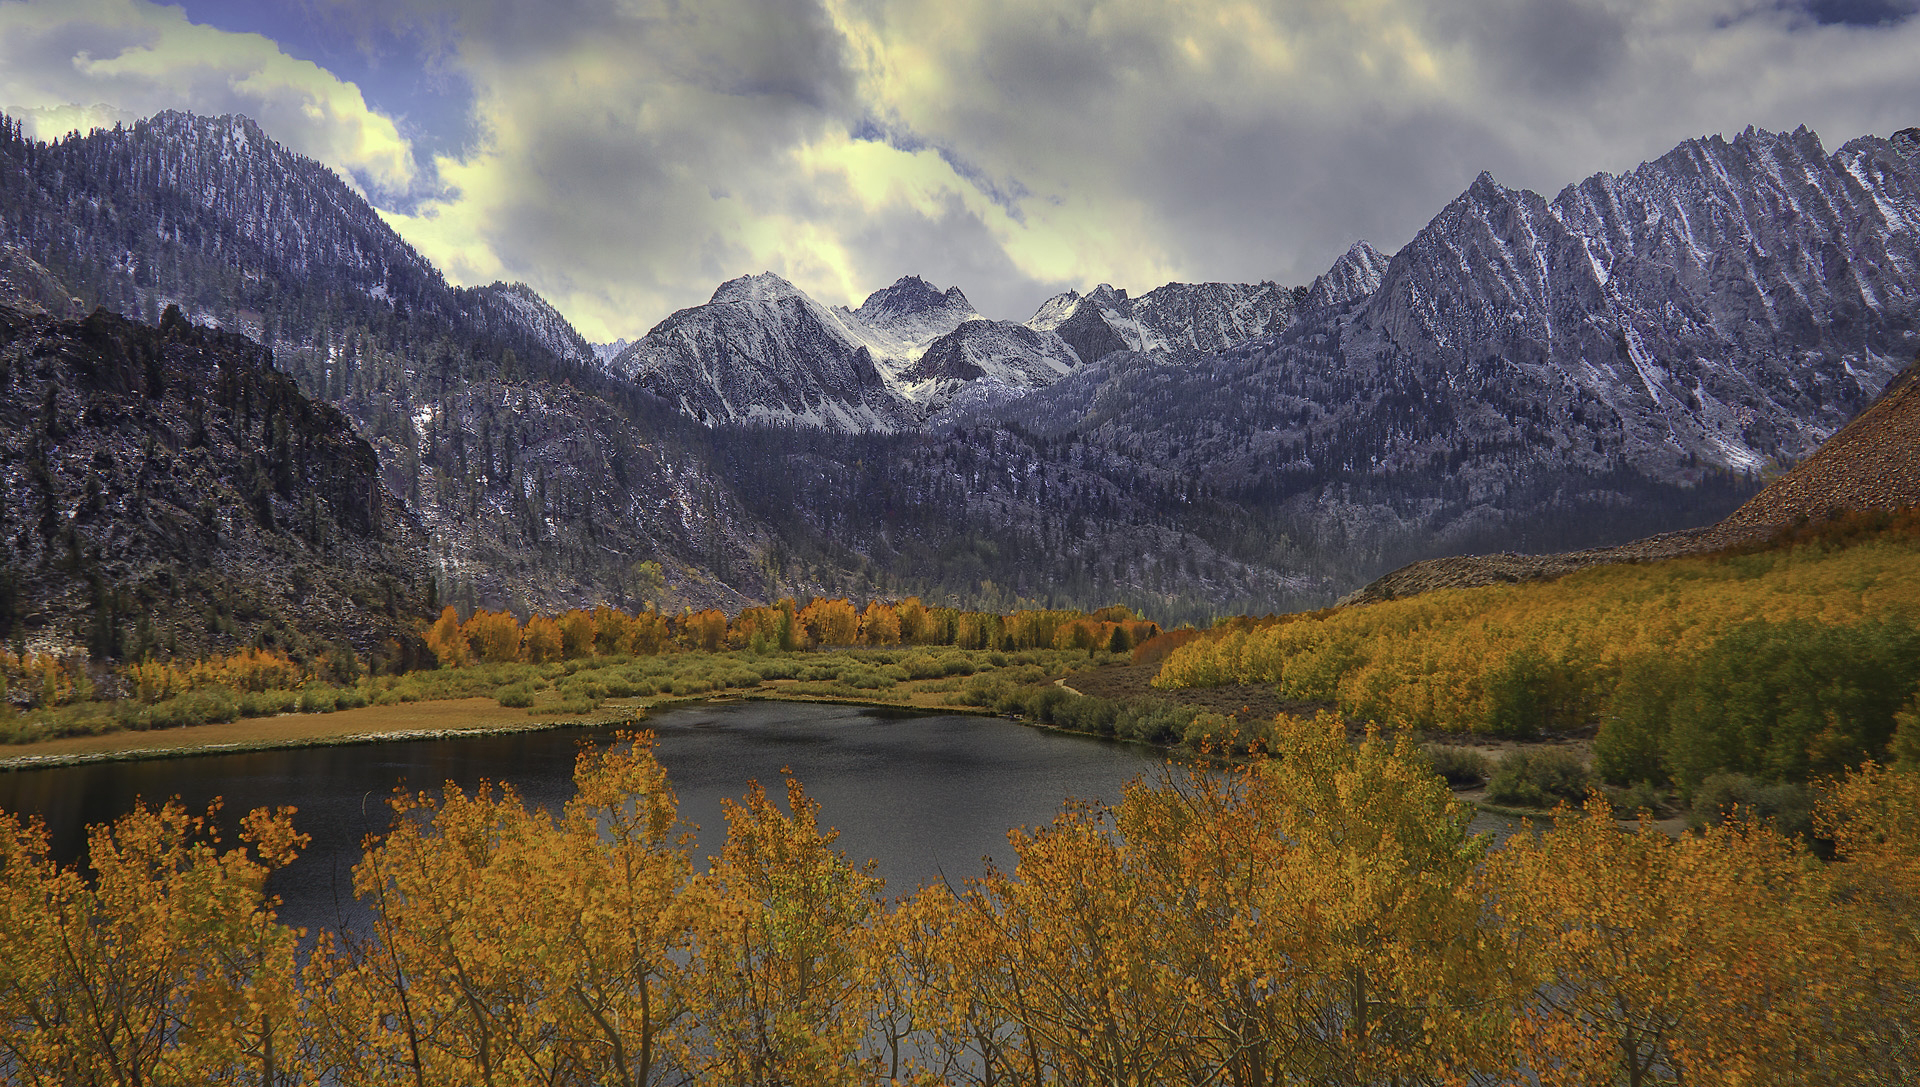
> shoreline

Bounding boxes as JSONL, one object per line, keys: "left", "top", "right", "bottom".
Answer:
{"left": 0, "top": 690, "right": 1558, "bottom": 824}
{"left": 0, "top": 690, "right": 999, "bottom": 770}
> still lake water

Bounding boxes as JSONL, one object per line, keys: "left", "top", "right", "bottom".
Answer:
{"left": 0, "top": 701, "right": 1169, "bottom": 934}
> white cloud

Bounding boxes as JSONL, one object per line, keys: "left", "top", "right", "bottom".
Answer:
{"left": 0, "top": 0, "right": 415, "bottom": 196}
{"left": 9, "top": 0, "right": 1920, "bottom": 345}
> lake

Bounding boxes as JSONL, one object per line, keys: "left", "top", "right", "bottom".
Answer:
{"left": 0, "top": 701, "right": 1170, "bottom": 933}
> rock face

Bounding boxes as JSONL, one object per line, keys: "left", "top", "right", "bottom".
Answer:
{"left": 832, "top": 274, "right": 982, "bottom": 380}
{"left": 1302, "top": 241, "right": 1391, "bottom": 312}
{"left": 1338, "top": 355, "right": 1920, "bottom": 606}
{"left": 609, "top": 272, "right": 915, "bottom": 430}
{"left": 0, "top": 300, "right": 434, "bottom": 659}
{"left": 1129, "top": 280, "right": 1302, "bottom": 355}
{"left": 900, "top": 319, "right": 1082, "bottom": 414}
{"left": 1350, "top": 126, "right": 1920, "bottom": 477}
{"left": 0, "top": 111, "right": 594, "bottom": 367}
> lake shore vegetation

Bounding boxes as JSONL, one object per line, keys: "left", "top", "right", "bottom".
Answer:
{"left": 2, "top": 722, "right": 1914, "bottom": 1084}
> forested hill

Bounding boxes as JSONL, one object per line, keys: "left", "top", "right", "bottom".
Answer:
{"left": 0, "top": 290, "right": 434, "bottom": 663}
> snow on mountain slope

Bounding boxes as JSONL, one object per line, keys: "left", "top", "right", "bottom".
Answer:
{"left": 900, "top": 319, "right": 1081, "bottom": 414}
{"left": 610, "top": 272, "right": 916, "bottom": 430}
{"left": 1131, "top": 280, "right": 1300, "bottom": 355}
{"left": 1302, "top": 241, "right": 1391, "bottom": 312}
{"left": 464, "top": 281, "right": 594, "bottom": 364}
{"left": 831, "top": 275, "right": 982, "bottom": 380}
{"left": 1344, "top": 124, "right": 1920, "bottom": 476}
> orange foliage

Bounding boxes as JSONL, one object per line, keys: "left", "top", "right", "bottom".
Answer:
{"left": 461, "top": 609, "right": 523, "bottom": 664}
{"left": 522, "top": 615, "right": 564, "bottom": 664}
{"left": 423, "top": 606, "right": 470, "bottom": 668}
{"left": 859, "top": 601, "right": 899, "bottom": 646}
{"left": 682, "top": 609, "right": 729, "bottom": 652}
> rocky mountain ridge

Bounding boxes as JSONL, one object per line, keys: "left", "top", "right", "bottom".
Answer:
{"left": 4, "top": 109, "right": 1918, "bottom": 635}
{"left": 0, "top": 269, "right": 434, "bottom": 662}
{"left": 1338, "top": 353, "right": 1920, "bottom": 606}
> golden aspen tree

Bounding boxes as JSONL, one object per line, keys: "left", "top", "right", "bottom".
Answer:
{"left": 677, "top": 775, "right": 886, "bottom": 1085}
{"left": 0, "top": 802, "right": 306, "bottom": 1086}
{"left": 895, "top": 597, "right": 930, "bottom": 646}
{"left": 303, "top": 739, "right": 699, "bottom": 1087}
{"left": 859, "top": 601, "right": 900, "bottom": 646}
{"left": 593, "top": 606, "right": 637, "bottom": 657}
{"left": 1483, "top": 797, "right": 1847, "bottom": 1087}
{"left": 424, "top": 605, "right": 471, "bottom": 668}
{"left": 461, "top": 608, "right": 522, "bottom": 664}
{"left": 683, "top": 610, "right": 729, "bottom": 653}
{"left": 558, "top": 609, "right": 598, "bottom": 659}
{"left": 963, "top": 798, "right": 1204, "bottom": 1086}
{"left": 522, "top": 614, "right": 564, "bottom": 663}
{"left": 630, "top": 610, "right": 671, "bottom": 656}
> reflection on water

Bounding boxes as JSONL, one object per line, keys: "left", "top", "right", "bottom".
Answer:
{"left": 0, "top": 702, "right": 1164, "bottom": 934}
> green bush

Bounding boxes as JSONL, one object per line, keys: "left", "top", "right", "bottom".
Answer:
{"left": 1607, "top": 780, "right": 1669, "bottom": 817}
{"left": 1115, "top": 702, "right": 1195, "bottom": 745}
{"left": 1594, "top": 654, "right": 1687, "bottom": 785}
{"left": 238, "top": 689, "right": 299, "bottom": 718}
{"left": 1688, "top": 772, "right": 1813, "bottom": 838}
{"left": 1485, "top": 747, "right": 1592, "bottom": 808}
{"left": 754, "top": 658, "right": 801, "bottom": 681}
{"left": 841, "top": 669, "right": 898, "bottom": 691}
{"left": 495, "top": 683, "right": 537, "bottom": 708}
{"left": 1423, "top": 745, "right": 1493, "bottom": 787}
{"left": 1666, "top": 619, "right": 1920, "bottom": 794}
{"left": 1483, "top": 648, "right": 1596, "bottom": 738}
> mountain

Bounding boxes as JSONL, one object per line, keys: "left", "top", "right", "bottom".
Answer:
{"left": 1338, "top": 353, "right": 1920, "bottom": 606}
{"left": 900, "top": 319, "right": 1082, "bottom": 416}
{"left": 987, "top": 124, "right": 1920, "bottom": 577}
{"left": 0, "top": 112, "right": 594, "bottom": 371}
{"left": 608, "top": 272, "right": 914, "bottom": 430}
{"left": 7, "top": 108, "right": 1919, "bottom": 634}
{"left": 1022, "top": 280, "right": 1301, "bottom": 365}
{"left": 1301, "top": 241, "right": 1391, "bottom": 312}
{"left": 0, "top": 286, "right": 434, "bottom": 662}
{"left": 832, "top": 274, "right": 983, "bottom": 380}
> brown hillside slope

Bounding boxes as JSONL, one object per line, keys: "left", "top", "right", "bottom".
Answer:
{"left": 1339, "top": 356, "right": 1920, "bottom": 606}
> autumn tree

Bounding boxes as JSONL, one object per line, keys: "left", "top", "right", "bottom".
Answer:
{"left": 558, "top": 609, "right": 598, "bottom": 660}
{"left": 0, "top": 802, "right": 306, "bottom": 1086}
{"left": 593, "top": 606, "right": 636, "bottom": 657}
{"left": 859, "top": 601, "right": 899, "bottom": 646}
{"left": 523, "top": 615, "right": 564, "bottom": 664}
{"left": 678, "top": 774, "right": 886, "bottom": 1084}
{"left": 683, "top": 609, "right": 728, "bottom": 653}
{"left": 462, "top": 608, "right": 523, "bottom": 664}
{"left": 424, "top": 605, "right": 471, "bottom": 668}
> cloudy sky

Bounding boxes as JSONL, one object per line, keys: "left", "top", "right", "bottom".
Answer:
{"left": 3, "top": 0, "right": 1918, "bottom": 341}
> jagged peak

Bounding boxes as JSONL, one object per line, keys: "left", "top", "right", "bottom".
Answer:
{"left": 1025, "top": 289, "right": 1082, "bottom": 332}
{"left": 709, "top": 271, "right": 805, "bottom": 306}
{"left": 1304, "top": 239, "right": 1393, "bottom": 311}
{"left": 852, "top": 274, "right": 976, "bottom": 323}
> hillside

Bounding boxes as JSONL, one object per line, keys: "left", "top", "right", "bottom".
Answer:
{"left": 1339, "top": 354, "right": 1920, "bottom": 605}
{"left": 0, "top": 294, "right": 435, "bottom": 663}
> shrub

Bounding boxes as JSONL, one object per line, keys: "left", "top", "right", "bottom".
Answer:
{"left": 1594, "top": 654, "right": 1686, "bottom": 786}
{"left": 1423, "top": 745, "right": 1493, "bottom": 787}
{"left": 1688, "top": 772, "right": 1814, "bottom": 838}
{"left": 495, "top": 683, "right": 537, "bottom": 708}
{"left": 238, "top": 689, "right": 299, "bottom": 718}
{"left": 1607, "top": 779, "right": 1669, "bottom": 817}
{"left": 1486, "top": 747, "right": 1592, "bottom": 808}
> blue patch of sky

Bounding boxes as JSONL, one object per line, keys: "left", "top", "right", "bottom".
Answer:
{"left": 1792, "top": 0, "right": 1919, "bottom": 25}
{"left": 173, "top": 1, "right": 476, "bottom": 209}
{"left": 850, "top": 117, "right": 1030, "bottom": 224}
